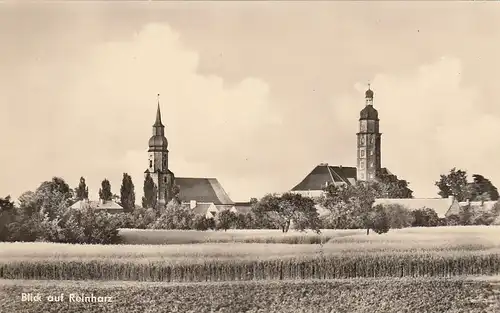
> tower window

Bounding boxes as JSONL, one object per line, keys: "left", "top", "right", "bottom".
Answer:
{"left": 370, "top": 136, "right": 375, "bottom": 144}
{"left": 149, "top": 160, "right": 152, "bottom": 168}
{"left": 370, "top": 162, "right": 374, "bottom": 168}
{"left": 360, "top": 160, "right": 365, "bottom": 170}
{"left": 369, "top": 174, "right": 374, "bottom": 179}
{"left": 164, "top": 177, "right": 167, "bottom": 183}
{"left": 360, "top": 149, "right": 365, "bottom": 157}
{"left": 370, "top": 150, "right": 374, "bottom": 156}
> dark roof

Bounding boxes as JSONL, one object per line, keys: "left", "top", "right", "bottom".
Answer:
{"left": 359, "top": 105, "right": 379, "bottom": 120}
{"left": 176, "top": 177, "right": 234, "bottom": 205}
{"left": 291, "top": 164, "right": 357, "bottom": 191}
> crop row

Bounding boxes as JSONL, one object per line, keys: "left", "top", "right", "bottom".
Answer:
{"left": 2, "top": 253, "right": 500, "bottom": 281}
{"left": 1, "top": 278, "right": 499, "bottom": 313}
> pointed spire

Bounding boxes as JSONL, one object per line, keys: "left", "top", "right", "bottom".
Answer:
{"left": 154, "top": 93, "right": 164, "bottom": 127}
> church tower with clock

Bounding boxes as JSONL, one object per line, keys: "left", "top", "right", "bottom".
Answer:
{"left": 145, "top": 96, "right": 175, "bottom": 209}
{"left": 356, "top": 85, "right": 382, "bottom": 181}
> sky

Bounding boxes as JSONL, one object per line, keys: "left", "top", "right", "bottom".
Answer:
{"left": 1, "top": 2, "right": 500, "bottom": 203}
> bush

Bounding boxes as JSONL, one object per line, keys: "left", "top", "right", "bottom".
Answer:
{"left": 371, "top": 205, "right": 390, "bottom": 234}
{"left": 150, "top": 200, "right": 194, "bottom": 230}
{"left": 383, "top": 204, "right": 414, "bottom": 229}
{"left": 411, "top": 208, "right": 440, "bottom": 227}
{"left": 191, "top": 215, "right": 210, "bottom": 231}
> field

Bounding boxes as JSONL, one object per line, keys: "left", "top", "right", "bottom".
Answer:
{"left": 2, "top": 226, "right": 500, "bottom": 311}
{"left": 1, "top": 277, "right": 500, "bottom": 313}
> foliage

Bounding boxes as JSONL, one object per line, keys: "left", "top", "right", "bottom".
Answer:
{"left": 98, "top": 179, "right": 113, "bottom": 202}
{"left": 376, "top": 173, "right": 413, "bottom": 198}
{"left": 435, "top": 168, "right": 469, "bottom": 201}
{"left": 411, "top": 208, "right": 440, "bottom": 227}
{"left": 74, "top": 177, "right": 89, "bottom": 201}
{"left": 319, "top": 182, "right": 380, "bottom": 234}
{"left": 435, "top": 169, "right": 499, "bottom": 202}
{"left": 371, "top": 204, "right": 390, "bottom": 234}
{"left": 120, "top": 173, "right": 136, "bottom": 213}
{"left": 191, "top": 215, "right": 212, "bottom": 231}
{"left": 470, "top": 174, "right": 499, "bottom": 201}
{"left": 216, "top": 210, "right": 238, "bottom": 231}
{"left": 142, "top": 172, "right": 157, "bottom": 209}
{"left": 253, "top": 193, "right": 320, "bottom": 233}
{"left": 0, "top": 196, "right": 16, "bottom": 241}
{"left": 383, "top": 204, "right": 414, "bottom": 229}
{"left": 150, "top": 200, "right": 194, "bottom": 230}
{"left": 1, "top": 177, "right": 120, "bottom": 244}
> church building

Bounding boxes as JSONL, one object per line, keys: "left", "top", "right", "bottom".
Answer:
{"left": 290, "top": 86, "right": 393, "bottom": 197}
{"left": 144, "top": 97, "right": 234, "bottom": 214}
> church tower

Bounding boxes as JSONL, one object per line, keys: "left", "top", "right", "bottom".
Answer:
{"left": 356, "top": 85, "right": 382, "bottom": 181}
{"left": 145, "top": 95, "right": 175, "bottom": 209}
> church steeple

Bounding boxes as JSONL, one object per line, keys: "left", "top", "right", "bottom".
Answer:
{"left": 356, "top": 84, "right": 382, "bottom": 182}
{"left": 154, "top": 94, "right": 164, "bottom": 127}
{"left": 152, "top": 94, "right": 165, "bottom": 137}
{"left": 145, "top": 93, "right": 175, "bottom": 210}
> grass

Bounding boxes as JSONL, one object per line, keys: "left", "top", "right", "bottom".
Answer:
{"left": 1, "top": 277, "right": 499, "bottom": 313}
{"left": 118, "top": 228, "right": 360, "bottom": 245}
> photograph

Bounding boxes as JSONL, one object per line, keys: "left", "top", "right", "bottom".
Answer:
{"left": 1, "top": 1, "right": 500, "bottom": 312}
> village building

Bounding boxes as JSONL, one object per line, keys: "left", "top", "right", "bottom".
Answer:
{"left": 288, "top": 86, "right": 492, "bottom": 219}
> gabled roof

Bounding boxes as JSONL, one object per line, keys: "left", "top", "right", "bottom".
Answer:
{"left": 69, "top": 200, "right": 123, "bottom": 211}
{"left": 291, "top": 163, "right": 357, "bottom": 191}
{"left": 176, "top": 177, "right": 234, "bottom": 205}
{"left": 373, "top": 197, "right": 458, "bottom": 218}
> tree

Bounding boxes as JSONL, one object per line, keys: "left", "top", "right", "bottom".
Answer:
{"left": 254, "top": 193, "right": 321, "bottom": 233}
{"left": 376, "top": 173, "right": 413, "bottom": 198}
{"left": 319, "top": 182, "right": 379, "bottom": 234}
{"left": 435, "top": 168, "right": 470, "bottom": 201}
{"left": 383, "top": 204, "right": 414, "bottom": 229}
{"left": 470, "top": 174, "right": 499, "bottom": 201}
{"left": 142, "top": 172, "right": 157, "bottom": 209}
{"left": 411, "top": 208, "right": 440, "bottom": 227}
{"left": 98, "top": 179, "right": 113, "bottom": 202}
{"left": 371, "top": 204, "right": 390, "bottom": 234}
{"left": 150, "top": 199, "right": 194, "bottom": 230}
{"left": 75, "top": 177, "right": 89, "bottom": 201}
{"left": 0, "top": 196, "right": 16, "bottom": 241}
{"left": 216, "top": 210, "right": 237, "bottom": 231}
{"left": 120, "top": 173, "right": 136, "bottom": 213}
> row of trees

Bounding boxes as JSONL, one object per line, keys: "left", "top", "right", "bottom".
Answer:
{"left": 435, "top": 168, "right": 499, "bottom": 202}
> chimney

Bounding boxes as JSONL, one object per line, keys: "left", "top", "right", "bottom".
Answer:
{"left": 466, "top": 198, "right": 470, "bottom": 205}
{"left": 448, "top": 195, "right": 455, "bottom": 203}
{"left": 190, "top": 200, "right": 197, "bottom": 209}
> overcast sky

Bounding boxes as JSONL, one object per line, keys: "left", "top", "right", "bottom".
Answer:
{"left": 1, "top": 2, "right": 499, "bottom": 203}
